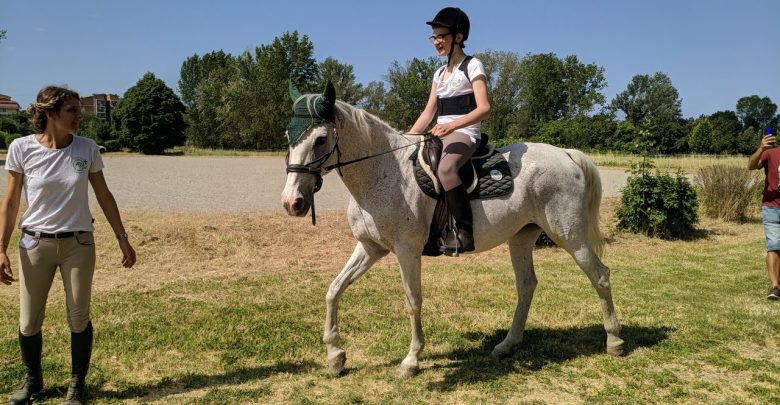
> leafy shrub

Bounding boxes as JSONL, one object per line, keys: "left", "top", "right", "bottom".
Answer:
{"left": 2, "top": 131, "right": 20, "bottom": 148}
{"left": 695, "top": 165, "right": 762, "bottom": 222}
{"left": 102, "top": 139, "right": 122, "bottom": 152}
{"left": 617, "top": 157, "right": 699, "bottom": 239}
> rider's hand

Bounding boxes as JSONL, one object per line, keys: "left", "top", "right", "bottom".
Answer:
{"left": 431, "top": 124, "right": 455, "bottom": 137}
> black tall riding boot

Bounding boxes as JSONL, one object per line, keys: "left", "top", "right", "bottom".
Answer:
{"left": 64, "top": 322, "right": 92, "bottom": 405}
{"left": 440, "top": 185, "right": 475, "bottom": 255}
{"left": 8, "top": 331, "right": 43, "bottom": 405}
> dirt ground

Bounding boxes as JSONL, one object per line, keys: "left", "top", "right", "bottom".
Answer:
{"left": 0, "top": 155, "right": 629, "bottom": 213}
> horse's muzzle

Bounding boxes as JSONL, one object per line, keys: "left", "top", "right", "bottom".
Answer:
{"left": 283, "top": 195, "right": 310, "bottom": 217}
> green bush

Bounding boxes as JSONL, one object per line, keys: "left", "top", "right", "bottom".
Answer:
{"left": 102, "top": 139, "right": 122, "bottom": 152}
{"left": 617, "top": 157, "right": 699, "bottom": 239}
{"left": 2, "top": 131, "right": 20, "bottom": 148}
{"left": 0, "top": 131, "right": 6, "bottom": 149}
{"left": 695, "top": 165, "right": 762, "bottom": 222}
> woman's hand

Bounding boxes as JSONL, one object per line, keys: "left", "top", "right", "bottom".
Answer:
{"left": 0, "top": 252, "right": 15, "bottom": 285}
{"left": 118, "top": 239, "right": 136, "bottom": 268}
{"left": 431, "top": 123, "right": 456, "bottom": 137}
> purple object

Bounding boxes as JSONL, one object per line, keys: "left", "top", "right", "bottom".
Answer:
{"left": 767, "top": 127, "right": 775, "bottom": 136}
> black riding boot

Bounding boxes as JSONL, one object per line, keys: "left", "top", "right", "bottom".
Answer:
{"left": 8, "top": 331, "right": 43, "bottom": 405}
{"left": 64, "top": 322, "right": 92, "bottom": 405}
{"left": 440, "top": 185, "right": 475, "bottom": 255}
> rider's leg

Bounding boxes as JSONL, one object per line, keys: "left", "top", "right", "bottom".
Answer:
{"left": 437, "top": 132, "right": 479, "bottom": 253}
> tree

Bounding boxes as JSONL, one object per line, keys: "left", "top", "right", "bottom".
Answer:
{"left": 0, "top": 29, "right": 6, "bottom": 42}
{"left": 610, "top": 72, "right": 682, "bottom": 125}
{"left": 475, "top": 50, "right": 523, "bottom": 139}
{"left": 513, "top": 53, "right": 607, "bottom": 136}
{"left": 736, "top": 95, "right": 777, "bottom": 130}
{"left": 383, "top": 57, "right": 440, "bottom": 130}
{"left": 113, "top": 72, "right": 187, "bottom": 154}
{"left": 707, "top": 110, "right": 742, "bottom": 153}
{"left": 241, "top": 31, "right": 319, "bottom": 149}
{"left": 183, "top": 53, "right": 236, "bottom": 149}
{"left": 178, "top": 50, "right": 233, "bottom": 110}
{"left": 317, "top": 57, "right": 364, "bottom": 105}
{"left": 688, "top": 118, "right": 715, "bottom": 154}
{"left": 357, "top": 81, "right": 386, "bottom": 116}
{"left": 79, "top": 113, "right": 114, "bottom": 146}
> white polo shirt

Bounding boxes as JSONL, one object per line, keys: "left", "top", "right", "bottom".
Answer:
{"left": 5, "top": 134, "right": 104, "bottom": 233}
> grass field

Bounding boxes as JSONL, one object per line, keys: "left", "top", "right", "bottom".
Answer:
{"left": 587, "top": 152, "right": 749, "bottom": 172}
{"left": 0, "top": 199, "right": 778, "bottom": 404}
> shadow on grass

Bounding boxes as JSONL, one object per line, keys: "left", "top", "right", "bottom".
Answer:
{"left": 29, "top": 360, "right": 318, "bottom": 403}
{"left": 426, "top": 324, "right": 672, "bottom": 392}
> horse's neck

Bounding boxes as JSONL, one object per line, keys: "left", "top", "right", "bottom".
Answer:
{"left": 335, "top": 105, "right": 411, "bottom": 198}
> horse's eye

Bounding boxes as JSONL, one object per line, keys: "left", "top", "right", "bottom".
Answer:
{"left": 315, "top": 136, "right": 327, "bottom": 146}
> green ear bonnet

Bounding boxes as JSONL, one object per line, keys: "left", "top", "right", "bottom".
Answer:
{"left": 286, "top": 81, "right": 336, "bottom": 146}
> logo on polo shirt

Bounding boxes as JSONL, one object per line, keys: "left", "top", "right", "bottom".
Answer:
{"left": 73, "top": 158, "right": 88, "bottom": 173}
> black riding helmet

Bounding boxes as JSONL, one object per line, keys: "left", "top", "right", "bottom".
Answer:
{"left": 426, "top": 7, "right": 470, "bottom": 65}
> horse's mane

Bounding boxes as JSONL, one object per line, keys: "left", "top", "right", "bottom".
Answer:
{"left": 335, "top": 101, "right": 399, "bottom": 143}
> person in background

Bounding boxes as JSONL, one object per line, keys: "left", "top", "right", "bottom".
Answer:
{"left": 0, "top": 86, "right": 136, "bottom": 404}
{"left": 747, "top": 126, "right": 780, "bottom": 300}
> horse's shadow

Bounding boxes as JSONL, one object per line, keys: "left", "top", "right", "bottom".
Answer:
{"left": 30, "top": 360, "right": 318, "bottom": 403}
{"left": 425, "top": 324, "right": 671, "bottom": 392}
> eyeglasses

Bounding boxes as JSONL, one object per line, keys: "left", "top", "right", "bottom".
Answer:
{"left": 428, "top": 33, "right": 451, "bottom": 43}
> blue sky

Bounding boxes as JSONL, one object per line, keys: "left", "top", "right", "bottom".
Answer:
{"left": 1, "top": 0, "right": 778, "bottom": 118}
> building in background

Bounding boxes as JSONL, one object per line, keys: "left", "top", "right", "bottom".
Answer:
{"left": 81, "top": 93, "right": 120, "bottom": 124}
{"left": 0, "top": 94, "right": 21, "bottom": 115}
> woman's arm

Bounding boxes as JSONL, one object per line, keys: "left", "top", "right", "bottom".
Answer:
{"left": 0, "top": 171, "right": 23, "bottom": 284}
{"left": 430, "top": 75, "right": 491, "bottom": 137}
{"left": 89, "top": 170, "right": 136, "bottom": 268}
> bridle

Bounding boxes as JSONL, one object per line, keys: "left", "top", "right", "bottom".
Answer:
{"left": 285, "top": 124, "right": 434, "bottom": 225}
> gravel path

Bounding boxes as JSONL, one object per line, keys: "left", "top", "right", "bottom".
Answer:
{"left": 0, "top": 156, "right": 629, "bottom": 213}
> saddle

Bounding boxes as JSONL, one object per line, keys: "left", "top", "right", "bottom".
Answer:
{"left": 410, "top": 134, "right": 514, "bottom": 256}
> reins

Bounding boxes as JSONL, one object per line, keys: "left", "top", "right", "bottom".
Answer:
{"left": 286, "top": 130, "right": 436, "bottom": 225}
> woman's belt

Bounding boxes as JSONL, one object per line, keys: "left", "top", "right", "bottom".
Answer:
{"left": 23, "top": 229, "right": 88, "bottom": 239}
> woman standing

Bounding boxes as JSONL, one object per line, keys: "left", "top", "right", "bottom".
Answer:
{"left": 0, "top": 86, "right": 136, "bottom": 404}
{"left": 409, "top": 7, "right": 491, "bottom": 255}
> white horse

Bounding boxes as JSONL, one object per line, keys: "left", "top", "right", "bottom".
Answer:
{"left": 281, "top": 83, "right": 623, "bottom": 377}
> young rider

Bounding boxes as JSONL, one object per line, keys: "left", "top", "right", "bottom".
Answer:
{"left": 409, "top": 7, "right": 491, "bottom": 254}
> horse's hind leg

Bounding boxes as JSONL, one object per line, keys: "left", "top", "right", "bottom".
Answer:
{"left": 492, "top": 226, "right": 542, "bottom": 359}
{"left": 324, "top": 241, "right": 388, "bottom": 376}
{"left": 564, "top": 241, "right": 624, "bottom": 356}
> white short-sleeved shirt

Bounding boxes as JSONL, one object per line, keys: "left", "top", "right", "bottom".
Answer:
{"left": 433, "top": 56, "right": 487, "bottom": 142}
{"left": 5, "top": 134, "right": 104, "bottom": 233}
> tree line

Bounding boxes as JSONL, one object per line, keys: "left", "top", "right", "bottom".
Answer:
{"left": 1, "top": 30, "right": 777, "bottom": 155}
{"left": 175, "top": 31, "right": 778, "bottom": 155}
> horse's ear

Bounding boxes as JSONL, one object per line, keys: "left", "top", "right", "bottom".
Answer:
{"left": 289, "top": 80, "right": 302, "bottom": 101}
{"left": 323, "top": 80, "right": 336, "bottom": 107}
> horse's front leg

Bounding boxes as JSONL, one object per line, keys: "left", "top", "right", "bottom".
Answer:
{"left": 324, "top": 241, "right": 388, "bottom": 377}
{"left": 395, "top": 247, "right": 424, "bottom": 378}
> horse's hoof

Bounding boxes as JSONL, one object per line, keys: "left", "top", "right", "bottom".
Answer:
{"left": 327, "top": 350, "right": 347, "bottom": 377}
{"left": 395, "top": 363, "right": 419, "bottom": 378}
{"left": 606, "top": 335, "right": 625, "bottom": 356}
{"left": 491, "top": 342, "right": 513, "bottom": 359}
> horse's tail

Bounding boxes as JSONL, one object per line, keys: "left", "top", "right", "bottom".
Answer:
{"left": 565, "top": 149, "right": 605, "bottom": 258}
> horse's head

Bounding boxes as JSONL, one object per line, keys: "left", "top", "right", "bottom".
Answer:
{"left": 281, "top": 81, "right": 340, "bottom": 220}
